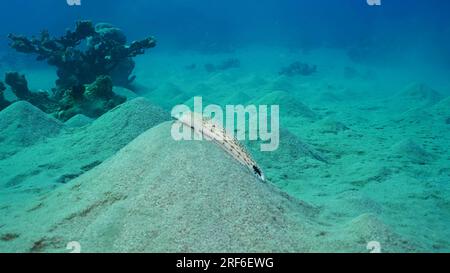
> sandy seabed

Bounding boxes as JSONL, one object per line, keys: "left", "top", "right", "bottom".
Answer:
{"left": 0, "top": 46, "right": 449, "bottom": 252}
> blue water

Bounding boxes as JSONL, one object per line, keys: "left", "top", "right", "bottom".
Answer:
{"left": 1, "top": 0, "right": 449, "bottom": 51}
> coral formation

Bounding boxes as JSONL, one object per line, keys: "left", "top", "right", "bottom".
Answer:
{"left": 279, "top": 61, "right": 317, "bottom": 76}
{"left": 4, "top": 72, "right": 29, "bottom": 99}
{"left": 1, "top": 72, "right": 125, "bottom": 121}
{"left": 55, "top": 75, "right": 126, "bottom": 121}
{"left": 2, "top": 20, "right": 155, "bottom": 120}
{"left": 8, "top": 20, "right": 156, "bottom": 89}
{"left": 4, "top": 72, "right": 56, "bottom": 113}
{"left": 0, "top": 81, "right": 10, "bottom": 110}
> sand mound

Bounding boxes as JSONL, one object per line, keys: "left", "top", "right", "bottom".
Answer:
{"left": 335, "top": 214, "right": 416, "bottom": 252}
{"left": 397, "top": 83, "right": 443, "bottom": 103}
{"left": 392, "top": 139, "right": 436, "bottom": 164}
{"left": 113, "top": 86, "right": 138, "bottom": 101}
{"left": 149, "top": 82, "right": 189, "bottom": 110}
{"left": 0, "top": 98, "right": 169, "bottom": 190}
{"left": 0, "top": 122, "right": 321, "bottom": 252}
{"left": 431, "top": 96, "right": 450, "bottom": 119}
{"left": 317, "top": 91, "right": 344, "bottom": 103}
{"left": 86, "top": 97, "right": 168, "bottom": 137}
{"left": 0, "top": 101, "right": 64, "bottom": 159}
{"left": 181, "top": 97, "right": 215, "bottom": 112}
{"left": 268, "top": 76, "right": 297, "bottom": 93}
{"left": 0, "top": 123, "right": 423, "bottom": 253}
{"left": 392, "top": 83, "right": 443, "bottom": 112}
{"left": 239, "top": 75, "right": 268, "bottom": 89}
{"left": 388, "top": 85, "right": 445, "bottom": 124}
{"left": 64, "top": 114, "right": 93, "bottom": 128}
{"left": 249, "top": 128, "right": 326, "bottom": 164}
{"left": 315, "top": 117, "right": 350, "bottom": 134}
{"left": 246, "top": 128, "right": 327, "bottom": 184}
{"left": 221, "top": 91, "right": 251, "bottom": 105}
{"left": 393, "top": 107, "right": 434, "bottom": 125}
{"left": 252, "top": 91, "right": 318, "bottom": 120}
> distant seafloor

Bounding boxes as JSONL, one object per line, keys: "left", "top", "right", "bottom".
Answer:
{"left": 0, "top": 0, "right": 450, "bottom": 253}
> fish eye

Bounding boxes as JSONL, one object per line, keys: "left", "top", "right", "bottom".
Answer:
{"left": 253, "top": 165, "right": 262, "bottom": 177}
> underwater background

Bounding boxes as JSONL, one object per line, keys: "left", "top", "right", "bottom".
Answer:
{"left": 0, "top": 0, "right": 449, "bottom": 252}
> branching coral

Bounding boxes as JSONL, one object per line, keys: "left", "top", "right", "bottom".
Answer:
{"left": 4, "top": 72, "right": 30, "bottom": 99}
{"left": 8, "top": 20, "right": 156, "bottom": 89}
{"left": 0, "top": 81, "right": 10, "bottom": 110}
{"left": 1, "top": 72, "right": 125, "bottom": 121}
{"left": 2, "top": 20, "right": 155, "bottom": 120}
{"left": 56, "top": 75, "right": 126, "bottom": 121}
{"left": 4, "top": 72, "right": 57, "bottom": 113}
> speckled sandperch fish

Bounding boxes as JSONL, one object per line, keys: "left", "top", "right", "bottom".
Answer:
{"left": 173, "top": 111, "right": 265, "bottom": 182}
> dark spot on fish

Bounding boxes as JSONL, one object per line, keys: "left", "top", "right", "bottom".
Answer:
{"left": 446, "top": 117, "right": 450, "bottom": 125}
{"left": 253, "top": 165, "right": 262, "bottom": 177}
